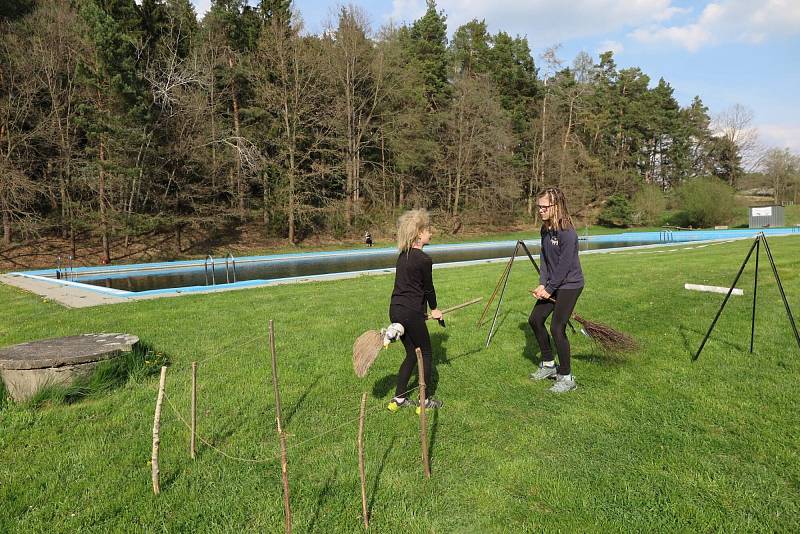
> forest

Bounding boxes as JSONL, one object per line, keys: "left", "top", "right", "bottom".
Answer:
{"left": 1, "top": 0, "right": 797, "bottom": 263}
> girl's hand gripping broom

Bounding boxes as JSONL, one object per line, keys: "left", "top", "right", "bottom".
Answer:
{"left": 352, "top": 298, "right": 482, "bottom": 378}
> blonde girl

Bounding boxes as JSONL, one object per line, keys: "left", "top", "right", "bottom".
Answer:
{"left": 387, "top": 209, "right": 443, "bottom": 411}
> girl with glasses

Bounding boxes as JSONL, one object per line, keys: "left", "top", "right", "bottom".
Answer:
{"left": 529, "top": 188, "right": 584, "bottom": 392}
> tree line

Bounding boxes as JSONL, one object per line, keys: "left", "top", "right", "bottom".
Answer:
{"left": 1, "top": 0, "right": 789, "bottom": 262}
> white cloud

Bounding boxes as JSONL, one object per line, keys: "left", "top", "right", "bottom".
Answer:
{"left": 389, "top": 0, "right": 683, "bottom": 45}
{"left": 630, "top": 23, "right": 711, "bottom": 52}
{"left": 631, "top": 0, "right": 800, "bottom": 51}
{"left": 596, "top": 40, "right": 625, "bottom": 55}
{"left": 759, "top": 123, "right": 800, "bottom": 154}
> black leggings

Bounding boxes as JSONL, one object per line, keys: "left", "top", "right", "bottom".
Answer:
{"left": 528, "top": 287, "right": 583, "bottom": 376}
{"left": 389, "top": 305, "right": 433, "bottom": 399}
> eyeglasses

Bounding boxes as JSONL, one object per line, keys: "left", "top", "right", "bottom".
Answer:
{"left": 536, "top": 204, "right": 553, "bottom": 211}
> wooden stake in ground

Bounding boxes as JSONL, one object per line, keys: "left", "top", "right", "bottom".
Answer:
{"left": 357, "top": 392, "right": 369, "bottom": 529}
{"left": 269, "top": 320, "right": 292, "bottom": 534}
{"left": 190, "top": 361, "right": 197, "bottom": 460}
{"left": 151, "top": 365, "right": 168, "bottom": 495}
{"left": 415, "top": 348, "right": 431, "bottom": 478}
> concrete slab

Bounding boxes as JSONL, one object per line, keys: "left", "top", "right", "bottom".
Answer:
{"left": 0, "top": 273, "right": 128, "bottom": 307}
{"left": 0, "top": 333, "right": 139, "bottom": 402}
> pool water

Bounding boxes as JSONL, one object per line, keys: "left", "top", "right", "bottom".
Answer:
{"left": 12, "top": 227, "right": 799, "bottom": 296}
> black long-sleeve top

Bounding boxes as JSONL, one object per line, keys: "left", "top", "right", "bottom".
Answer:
{"left": 539, "top": 226, "right": 584, "bottom": 295}
{"left": 390, "top": 248, "right": 437, "bottom": 315}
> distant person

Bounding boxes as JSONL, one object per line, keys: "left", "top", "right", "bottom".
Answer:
{"left": 364, "top": 231, "right": 373, "bottom": 247}
{"left": 528, "top": 187, "right": 584, "bottom": 393}
{"left": 387, "top": 209, "right": 443, "bottom": 412}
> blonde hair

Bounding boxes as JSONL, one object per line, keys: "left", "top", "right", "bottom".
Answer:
{"left": 396, "top": 209, "right": 430, "bottom": 252}
{"left": 538, "top": 187, "right": 574, "bottom": 231}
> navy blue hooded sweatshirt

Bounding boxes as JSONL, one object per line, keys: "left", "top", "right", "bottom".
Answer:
{"left": 539, "top": 226, "right": 584, "bottom": 295}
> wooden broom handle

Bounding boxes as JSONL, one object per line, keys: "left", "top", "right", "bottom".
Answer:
{"left": 426, "top": 297, "right": 482, "bottom": 319}
{"left": 528, "top": 289, "right": 559, "bottom": 304}
{"left": 528, "top": 290, "right": 578, "bottom": 334}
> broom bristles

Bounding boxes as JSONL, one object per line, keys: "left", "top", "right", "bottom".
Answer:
{"left": 353, "top": 330, "right": 384, "bottom": 378}
{"left": 572, "top": 314, "right": 637, "bottom": 352}
{"left": 527, "top": 290, "right": 637, "bottom": 352}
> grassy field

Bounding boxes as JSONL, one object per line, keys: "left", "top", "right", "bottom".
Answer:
{"left": 2, "top": 236, "right": 800, "bottom": 532}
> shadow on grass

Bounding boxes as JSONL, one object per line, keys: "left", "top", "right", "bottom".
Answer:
{"left": 367, "top": 437, "right": 395, "bottom": 519}
{"left": 518, "top": 320, "right": 629, "bottom": 367}
{"left": 517, "top": 320, "right": 540, "bottom": 366}
{"left": 371, "top": 331, "right": 451, "bottom": 399}
{"left": 284, "top": 374, "right": 321, "bottom": 427}
{"left": 308, "top": 466, "right": 339, "bottom": 533}
{"left": 371, "top": 373, "right": 396, "bottom": 399}
{"left": 440, "top": 346, "right": 484, "bottom": 365}
{"left": 429, "top": 409, "right": 440, "bottom": 469}
{"left": 572, "top": 351, "right": 627, "bottom": 366}
{"left": 679, "top": 324, "right": 745, "bottom": 358}
{"left": 0, "top": 379, "right": 8, "bottom": 411}
{"left": 23, "top": 341, "right": 168, "bottom": 409}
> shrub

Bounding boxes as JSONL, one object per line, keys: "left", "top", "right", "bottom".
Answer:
{"left": 597, "top": 194, "right": 633, "bottom": 227}
{"left": 674, "top": 177, "right": 736, "bottom": 228}
{"left": 632, "top": 184, "right": 666, "bottom": 226}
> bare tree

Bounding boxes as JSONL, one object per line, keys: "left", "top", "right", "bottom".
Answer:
{"left": 322, "top": 6, "right": 386, "bottom": 227}
{"left": 0, "top": 22, "right": 42, "bottom": 245}
{"left": 713, "top": 103, "right": 762, "bottom": 176}
{"left": 28, "top": 1, "right": 87, "bottom": 246}
{"left": 762, "top": 148, "right": 800, "bottom": 204}
{"left": 442, "top": 75, "right": 515, "bottom": 216}
{"left": 528, "top": 45, "right": 562, "bottom": 214}
{"left": 255, "top": 13, "right": 331, "bottom": 243}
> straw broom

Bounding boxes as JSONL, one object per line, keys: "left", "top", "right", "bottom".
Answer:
{"left": 352, "top": 298, "right": 482, "bottom": 378}
{"left": 528, "top": 290, "right": 637, "bottom": 352}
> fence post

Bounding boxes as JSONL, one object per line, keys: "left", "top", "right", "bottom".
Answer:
{"left": 151, "top": 366, "right": 168, "bottom": 495}
{"left": 415, "top": 348, "right": 431, "bottom": 478}
{"left": 269, "top": 320, "right": 292, "bottom": 534}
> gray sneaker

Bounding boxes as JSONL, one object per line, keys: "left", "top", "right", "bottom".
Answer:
{"left": 529, "top": 363, "right": 558, "bottom": 380}
{"left": 549, "top": 374, "right": 577, "bottom": 393}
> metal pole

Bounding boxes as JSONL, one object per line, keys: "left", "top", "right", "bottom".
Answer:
{"left": 760, "top": 234, "right": 800, "bottom": 349}
{"left": 478, "top": 245, "right": 518, "bottom": 326}
{"left": 517, "top": 240, "right": 540, "bottom": 274}
{"left": 694, "top": 236, "right": 760, "bottom": 361}
{"left": 485, "top": 245, "right": 518, "bottom": 347}
{"left": 750, "top": 237, "right": 759, "bottom": 354}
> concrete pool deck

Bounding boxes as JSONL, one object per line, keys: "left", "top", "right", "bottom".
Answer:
{"left": 5, "top": 233, "right": 788, "bottom": 308}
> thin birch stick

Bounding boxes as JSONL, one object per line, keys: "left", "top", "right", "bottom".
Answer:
{"left": 358, "top": 392, "right": 369, "bottom": 529}
{"left": 279, "top": 430, "right": 291, "bottom": 534}
{"left": 270, "top": 320, "right": 284, "bottom": 431}
{"left": 151, "top": 365, "right": 168, "bottom": 495}
{"left": 190, "top": 361, "right": 197, "bottom": 459}
{"left": 269, "top": 320, "right": 292, "bottom": 534}
{"left": 415, "top": 348, "right": 431, "bottom": 478}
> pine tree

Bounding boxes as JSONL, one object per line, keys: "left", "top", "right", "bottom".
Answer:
{"left": 408, "top": 0, "right": 449, "bottom": 110}
{"left": 77, "top": 0, "right": 153, "bottom": 263}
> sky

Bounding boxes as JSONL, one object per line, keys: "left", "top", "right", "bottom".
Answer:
{"left": 190, "top": 0, "right": 800, "bottom": 155}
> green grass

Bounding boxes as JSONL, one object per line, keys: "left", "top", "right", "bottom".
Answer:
{"left": 2, "top": 236, "right": 800, "bottom": 532}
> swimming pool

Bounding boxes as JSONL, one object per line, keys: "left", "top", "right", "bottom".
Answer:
{"left": 4, "top": 227, "right": 799, "bottom": 304}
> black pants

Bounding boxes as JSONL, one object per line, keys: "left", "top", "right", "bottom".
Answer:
{"left": 390, "top": 305, "right": 433, "bottom": 398}
{"left": 528, "top": 287, "right": 583, "bottom": 376}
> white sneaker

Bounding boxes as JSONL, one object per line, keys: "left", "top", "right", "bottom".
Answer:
{"left": 529, "top": 363, "right": 558, "bottom": 380}
{"left": 549, "top": 374, "right": 577, "bottom": 393}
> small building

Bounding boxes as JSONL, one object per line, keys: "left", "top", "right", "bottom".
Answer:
{"left": 748, "top": 205, "right": 784, "bottom": 228}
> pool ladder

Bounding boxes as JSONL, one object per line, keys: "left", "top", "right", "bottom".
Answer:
{"left": 224, "top": 252, "right": 237, "bottom": 283}
{"left": 56, "top": 255, "right": 75, "bottom": 281}
{"left": 659, "top": 229, "right": 674, "bottom": 243}
{"left": 204, "top": 253, "right": 237, "bottom": 286}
